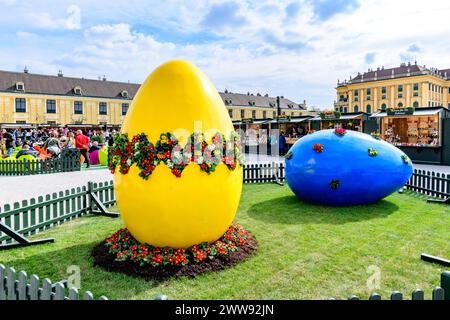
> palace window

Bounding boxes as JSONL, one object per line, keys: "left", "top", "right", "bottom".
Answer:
{"left": 228, "top": 109, "right": 233, "bottom": 118}
{"left": 366, "top": 104, "right": 371, "bottom": 113}
{"left": 73, "top": 86, "right": 82, "bottom": 95}
{"left": 382, "top": 95, "right": 386, "bottom": 100}
{"left": 122, "top": 103, "right": 129, "bottom": 115}
{"left": 15, "top": 82, "right": 25, "bottom": 91}
{"left": 413, "top": 101, "right": 419, "bottom": 108}
{"left": 273, "top": 111, "right": 276, "bottom": 118}
{"left": 121, "top": 90, "right": 129, "bottom": 98}
{"left": 413, "top": 83, "right": 419, "bottom": 91}
{"left": 354, "top": 97, "right": 359, "bottom": 102}
{"left": 354, "top": 89, "right": 358, "bottom": 96}
{"left": 398, "top": 102, "right": 403, "bottom": 108}
{"left": 343, "top": 107, "right": 348, "bottom": 113}
{"left": 99, "top": 102, "right": 107, "bottom": 115}
{"left": 252, "top": 110, "right": 256, "bottom": 119}
{"left": 381, "top": 86, "right": 386, "bottom": 94}
{"left": 366, "top": 88, "right": 371, "bottom": 95}
{"left": 354, "top": 105, "right": 359, "bottom": 112}
{"left": 398, "top": 85, "right": 403, "bottom": 98}
{"left": 263, "top": 111, "right": 267, "bottom": 118}
{"left": 46, "top": 99, "right": 56, "bottom": 114}
{"left": 381, "top": 103, "right": 387, "bottom": 111}
{"left": 74, "top": 101, "right": 83, "bottom": 114}
{"left": 240, "top": 110, "right": 245, "bottom": 118}
{"left": 15, "top": 98, "right": 26, "bottom": 113}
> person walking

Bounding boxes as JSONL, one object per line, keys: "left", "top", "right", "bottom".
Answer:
{"left": 279, "top": 131, "right": 287, "bottom": 156}
{"left": 75, "top": 129, "right": 90, "bottom": 168}
{"left": 1, "top": 129, "right": 14, "bottom": 158}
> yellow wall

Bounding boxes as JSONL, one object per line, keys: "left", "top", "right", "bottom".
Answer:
{"left": 336, "top": 74, "right": 450, "bottom": 113}
{"left": 0, "top": 91, "right": 307, "bottom": 125}
{"left": 0, "top": 92, "right": 130, "bottom": 126}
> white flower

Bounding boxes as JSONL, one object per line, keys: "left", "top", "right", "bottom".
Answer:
{"left": 207, "top": 144, "right": 215, "bottom": 151}
{"left": 126, "top": 159, "right": 132, "bottom": 166}
{"left": 196, "top": 156, "right": 204, "bottom": 164}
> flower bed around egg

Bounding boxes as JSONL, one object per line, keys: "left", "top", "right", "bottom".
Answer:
{"left": 91, "top": 224, "right": 257, "bottom": 279}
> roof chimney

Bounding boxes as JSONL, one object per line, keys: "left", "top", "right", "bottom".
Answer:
{"left": 102, "top": 75, "right": 106, "bottom": 81}
{"left": 58, "top": 70, "right": 63, "bottom": 77}
{"left": 23, "top": 66, "right": 28, "bottom": 74}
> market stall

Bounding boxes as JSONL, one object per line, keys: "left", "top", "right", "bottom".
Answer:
{"left": 371, "top": 106, "right": 450, "bottom": 165}
{"left": 270, "top": 115, "right": 313, "bottom": 147}
{"left": 309, "top": 112, "right": 373, "bottom": 132}
{"left": 233, "top": 118, "right": 271, "bottom": 154}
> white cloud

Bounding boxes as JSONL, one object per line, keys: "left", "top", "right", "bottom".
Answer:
{"left": 26, "top": 4, "right": 81, "bottom": 30}
{"left": 2, "top": 0, "right": 450, "bottom": 108}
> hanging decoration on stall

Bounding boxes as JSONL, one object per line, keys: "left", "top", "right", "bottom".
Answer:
{"left": 241, "top": 118, "right": 254, "bottom": 124}
{"left": 386, "top": 106, "right": 414, "bottom": 116}
{"left": 320, "top": 111, "right": 341, "bottom": 120}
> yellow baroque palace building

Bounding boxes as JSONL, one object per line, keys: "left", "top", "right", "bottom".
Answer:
{"left": 335, "top": 62, "right": 450, "bottom": 113}
{"left": 0, "top": 69, "right": 307, "bottom": 127}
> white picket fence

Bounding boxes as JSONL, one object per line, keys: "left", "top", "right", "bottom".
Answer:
{"left": 0, "top": 264, "right": 107, "bottom": 300}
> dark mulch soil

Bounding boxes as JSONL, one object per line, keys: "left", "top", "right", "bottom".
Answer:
{"left": 91, "top": 233, "right": 258, "bottom": 279}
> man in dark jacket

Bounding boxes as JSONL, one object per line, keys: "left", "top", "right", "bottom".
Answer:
{"left": 2, "top": 129, "right": 14, "bottom": 157}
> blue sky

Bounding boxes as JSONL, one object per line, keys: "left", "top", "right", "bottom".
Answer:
{"left": 1, "top": 0, "right": 450, "bottom": 109}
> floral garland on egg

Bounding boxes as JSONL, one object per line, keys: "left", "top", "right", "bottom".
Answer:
{"left": 109, "top": 131, "right": 244, "bottom": 179}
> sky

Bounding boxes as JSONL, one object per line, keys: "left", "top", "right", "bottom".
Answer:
{"left": 1, "top": 0, "right": 450, "bottom": 109}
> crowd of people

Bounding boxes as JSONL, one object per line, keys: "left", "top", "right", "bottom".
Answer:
{"left": 0, "top": 127, "right": 117, "bottom": 167}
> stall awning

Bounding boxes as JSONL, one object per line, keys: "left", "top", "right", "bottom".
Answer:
{"left": 371, "top": 108, "right": 441, "bottom": 118}
{"left": 0, "top": 123, "right": 34, "bottom": 129}
{"left": 310, "top": 114, "right": 364, "bottom": 121}
{"left": 269, "top": 117, "right": 312, "bottom": 124}
{"left": 232, "top": 119, "right": 271, "bottom": 125}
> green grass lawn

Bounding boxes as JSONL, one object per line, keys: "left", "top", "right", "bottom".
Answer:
{"left": 0, "top": 184, "right": 449, "bottom": 300}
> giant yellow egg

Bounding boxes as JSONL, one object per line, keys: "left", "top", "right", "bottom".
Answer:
{"left": 113, "top": 60, "right": 243, "bottom": 249}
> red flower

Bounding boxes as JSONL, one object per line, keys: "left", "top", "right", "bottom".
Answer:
{"left": 171, "top": 168, "right": 181, "bottom": 177}
{"left": 313, "top": 143, "right": 324, "bottom": 153}
{"left": 152, "top": 254, "right": 164, "bottom": 265}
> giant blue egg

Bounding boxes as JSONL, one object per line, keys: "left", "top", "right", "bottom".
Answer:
{"left": 285, "top": 129, "right": 413, "bottom": 206}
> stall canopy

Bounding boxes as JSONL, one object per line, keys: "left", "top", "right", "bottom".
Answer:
{"left": 269, "top": 116, "right": 313, "bottom": 124}
{"left": 0, "top": 123, "right": 34, "bottom": 129}
{"left": 310, "top": 113, "right": 368, "bottom": 121}
{"left": 232, "top": 119, "right": 271, "bottom": 126}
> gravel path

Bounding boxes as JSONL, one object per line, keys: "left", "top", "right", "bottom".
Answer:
{"left": 0, "top": 168, "right": 113, "bottom": 205}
